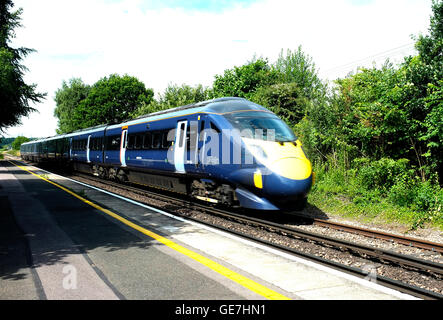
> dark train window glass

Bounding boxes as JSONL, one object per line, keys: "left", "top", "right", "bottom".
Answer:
{"left": 95, "top": 138, "right": 100, "bottom": 151}
{"left": 152, "top": 132, "right": 161, "bottom": 149}
{"left": 224, "top": 111, "right": 296, "bottom": 142}
{"left": 122, "top": 132, "right": 127, "bottom": 149}
{"left": 113, "top": 136, "right": 121, "bottom": 150}
{"left": 161, "top": 131, "right": 171, "bottom": 149}
{"left": 200, "top": 120, "right": 205, "bottom": 134}
{"left": 127, "top": 134, "right": 135, "bottom": 150}
{"left": 106, "top": 135, "right": 121, "bottom": 150}
{"left": 186, "top": 124, "right": 191, "bottom": 151}
{"left": 210, "top": 122, "right": 220, "bottom": 134}
{"left": 134, "top": 134, "right": 142, "bottom": 149}
{"left": 98, "top": 138, "right": 103, "bottom": 151}
{"left": 143, "top": 133, "right": 151, "bottom": 149}
{"left": 105, "top": 137, "right": 111, "bottom": 150}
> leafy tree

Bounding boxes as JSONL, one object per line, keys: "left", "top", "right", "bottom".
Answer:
{"left": 274, "top": 46, "right": 326, "bottom": 101}
{"left": 422, "top": 80, "right": 443, "bottom": 180}
{"left": 414, "top": 0, "right": 443, "bottom": 180}
{"left": 211, "top": 58, "right": 280, "bottom": 99}
{"left": 0, "top": 0, "right": 45, "bottom": 131}
{"left": 252, "top": 82, "right": 309, "bottom": 125}
{"left": 54, "top": 78, "right": 90, "bottom": 134}
{"left": 333, "top": 63, "right": 409, "bottom": 159}
{"left": 0, "top": 137, "right": 14, "bottom": 148}
{"left": 11, "top": 135, "right": 29, "bottom": 150}
{"left": 414, "top": 0, "right": 443, "bottom": 84}
{"left": 73, "top": 74, "right": 154, "bottom": 129}
{"left": 132, "top": 83, "right": 209, "bottom": 118}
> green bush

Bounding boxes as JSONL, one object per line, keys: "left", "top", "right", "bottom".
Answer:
{"left": 388, "top": 176, "right": 417, "bottom": 207}
{"left": 353, "top": 158, "right": 410, "bottom": 193}
{"left": 12, "top": 136, "right": 30, "bottom": 150}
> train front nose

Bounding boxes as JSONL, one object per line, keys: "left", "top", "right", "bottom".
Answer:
{"left": 262, "top": 157, "right": 313, "bottom": 197}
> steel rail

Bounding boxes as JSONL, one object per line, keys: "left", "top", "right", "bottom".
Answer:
{"left": 312, "top": 218, "right": 443, "bottom": 253}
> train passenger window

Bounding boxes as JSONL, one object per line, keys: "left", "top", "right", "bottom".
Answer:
{"left": 95, "top": 138, "right": 99, "bottom": 150}
{"left": 98, "top": 138, "right": 103, "bottom": 151}
{"left": 210, "top": 122, "right": 221, "bottom": 134}
{"left": 91, "top": 138, "right": 96, "bottom": 151}
{"left": 152, "top": 132, "right": 161, "bottom": 149}
{"left": 127, "top": 135, "right": 135, "bottom": 150}
{"left": 161, "top": 131, "right": 171, "bottom": 149}
{"left": 143, "top": 133, "right": 151, "bottom": 149}
{"left": 134, "top": 134, "right": 142, "bottom": 149}
{"left": 106, "top": 135, "right": 121, "bottom": 150}
{"left": 113, "top": 136, "right": 121, "bottom": 150}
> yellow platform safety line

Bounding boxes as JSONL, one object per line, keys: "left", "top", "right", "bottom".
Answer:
{"left": 8, "top": 160, "right": 290, "bottom": 300}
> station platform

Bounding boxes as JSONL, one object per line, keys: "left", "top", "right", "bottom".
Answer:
{"left": 0, "top": 159, "right": 417, "bottom": 300}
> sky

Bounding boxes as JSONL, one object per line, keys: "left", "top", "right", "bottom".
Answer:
{"left": 3, "top": 0, "right": 433, "bottom": 138}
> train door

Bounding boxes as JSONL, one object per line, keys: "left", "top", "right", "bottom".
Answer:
{"left": 196, "top": 116, "right": 206, "bottom": 171}
{"left": 120, "top": 129, "right": 128, "bottom": 167}
{"left": 184, "top": 118, "right": 199, "bottom": 172}
{"left": 86, "top": 135, "right": 91, "bottom": 163}
{"left": 174, "top": 121, "right": 187, "bottom": 173}
{"left": 69, "top": 138, "right": 72, "bottom": 159}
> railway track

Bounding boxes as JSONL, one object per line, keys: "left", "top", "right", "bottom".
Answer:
{"left": 7, "top": 158, "right": 443, "bottom": 299}
{"left": 311, "top": 218, "right": 443, "bottom": 253}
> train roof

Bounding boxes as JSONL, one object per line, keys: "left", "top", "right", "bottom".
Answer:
{"left": 108, "top": 97, "right": 269, "bottom": 129}
{"left": 21, "top": 97, "right": 270, "bottom": 145}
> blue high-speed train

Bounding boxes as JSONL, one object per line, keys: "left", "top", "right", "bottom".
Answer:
{"left": 21, "top": 97, "right": 313, "bottom": 210}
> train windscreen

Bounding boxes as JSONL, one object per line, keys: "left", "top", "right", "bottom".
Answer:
{"left": 224, "top": 111, "right": 296, "bottom": 142}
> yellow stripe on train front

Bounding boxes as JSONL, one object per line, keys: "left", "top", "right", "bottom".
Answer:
{"left": 244, "top": 138, "right": 312, "bottom": 180}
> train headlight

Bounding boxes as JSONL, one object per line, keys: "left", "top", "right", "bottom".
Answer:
{"left": 254, "top": 170, "right": 263, "bottom": 189}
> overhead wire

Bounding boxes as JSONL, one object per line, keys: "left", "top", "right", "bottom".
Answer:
{"left": 322, "top": 42, "right": 417, "bottom": 79}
